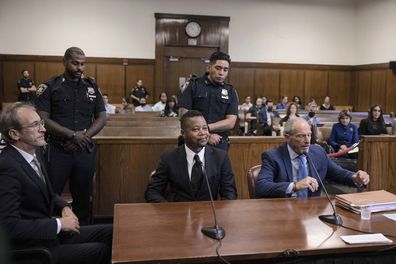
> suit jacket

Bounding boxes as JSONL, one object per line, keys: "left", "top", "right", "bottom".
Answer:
{"left": 0, "top": 145, "right": 68, "bottom": 247}
{"left": 258, "top": 109, "right": 280, "bottom": 126}
{"left": 255, "top": 143, "right": 355, "bottom": 198}
{"left": 145, "top": 145, "right": 237, "bottom": 202}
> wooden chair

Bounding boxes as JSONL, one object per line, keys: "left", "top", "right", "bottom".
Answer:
{"left": 246, "top": 164, "right": 262, "bottom": 199}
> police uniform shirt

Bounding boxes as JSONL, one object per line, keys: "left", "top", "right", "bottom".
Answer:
{"left": 36, "top": 75, "right": 105, "bottom": 132}
{"left": 131, "top": 87, "right": 149, "bottom": 106}
{"left": 17, "top": 78, "right": 36, "bottom": 101}
{"left": 17, "top": 78, "right": 35, "bottom": 89}
{"left": 179, "top": 74, "right": 238, "bottom": 137}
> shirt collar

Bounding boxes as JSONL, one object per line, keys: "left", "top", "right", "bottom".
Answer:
{"left": 184, "top": 145, "right": 205, "bottom": 164}
{"left": 287, "top": 144, "right": 302, "bottom": 160}
{"left": 11, "top": 144, "right": 35, "bottom": 164}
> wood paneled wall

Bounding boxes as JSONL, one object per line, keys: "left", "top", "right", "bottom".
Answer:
{"left": 358, "top": 136, "right": 396, "bottom": 193}
{"left": 1, "top": 55, "right": 396, "bottom": 113}
{"left": 0, "top": 55, "right": 154, "bottom": 105}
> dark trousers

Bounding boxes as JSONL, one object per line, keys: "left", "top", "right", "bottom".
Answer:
{"left": 54, "top": 224, "right": 112, "bottom": 264}
{"left": 47, "top": 143, "right": 96, "bottom": 225}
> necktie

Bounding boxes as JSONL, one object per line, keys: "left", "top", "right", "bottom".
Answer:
{"left": 191, "top": 154, "right": 203, "bottom": 195}
{"left": 296, "top": 155, "right": 308, "bottom": 198}
{"left": 31, "top": 157, "right": 46, "bottom": 184}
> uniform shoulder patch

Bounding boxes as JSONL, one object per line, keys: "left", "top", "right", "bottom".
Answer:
{"left": 36, "top": 83, "right": 48, "bottom": 96}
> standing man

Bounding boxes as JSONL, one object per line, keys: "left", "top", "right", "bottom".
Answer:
{"left": 179, "top": 51, "right": 238, "bottom": 151}
{"left": 145, "top": 110, "right": 237, "bottom": 202}
{"left": 0, "top": 102, "right": 112, "bottom": 264}
{"left": 17, "top": 69, "right": 37, "bottom": 103}
{"left": 36, "top": 47, "right": 107, "bottom": 225}
{"left": 130, "top": 79, "right": 149, "bottom": 107}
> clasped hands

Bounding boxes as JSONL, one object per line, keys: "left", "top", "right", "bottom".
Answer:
{"left": 60, "top": 206, "right": 80, "bottom": 234}
{"left": 63, "top": 129, "right": 91, "bottom": 152}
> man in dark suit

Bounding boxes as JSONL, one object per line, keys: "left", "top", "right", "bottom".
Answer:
{"left": 255, "top": 118, "right": 369, "bottom": 198}
{"left": 0, "top": 102, "right": 112, "bottom": 264}
{"left": 145, "top": 110, "right": 237, "bottom": 202}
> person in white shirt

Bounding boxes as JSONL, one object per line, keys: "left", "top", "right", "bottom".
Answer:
{"left": 102, "top": 93, "right": 116, "bottom": 114}
{"left": 135, "top": 98, "right": 153, "bottom": 112}
{"left": 152, "top": 92, "right": 167, "bottom": 112}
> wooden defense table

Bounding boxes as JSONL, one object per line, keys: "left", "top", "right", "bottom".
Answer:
{"left": 112, "top": 198, "right": 396, "bottom": 263}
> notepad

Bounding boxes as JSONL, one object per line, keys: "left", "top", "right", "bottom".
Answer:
{"left": 340, "top": 233, "right": 393, "bottom": 245}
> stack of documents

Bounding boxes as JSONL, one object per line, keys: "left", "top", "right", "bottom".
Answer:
{"left": 341, "top": 233, "right": 393, "bottom": 244}
{"left": 335, "top": 190, "right": 396, "bottom": 214}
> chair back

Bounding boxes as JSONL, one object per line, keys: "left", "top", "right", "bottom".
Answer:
{"left": 247, "top": 164, "right": 262, "bottom": 199}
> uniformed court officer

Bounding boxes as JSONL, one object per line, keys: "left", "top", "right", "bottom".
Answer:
{"left": 36, "top": 47, "right": 107, "bottom": 225}
{"left": 17, "top": 69, "right": 37, "bottom": 103}
{"left": 178, "top": 51, "right": 238, "bottom": 151}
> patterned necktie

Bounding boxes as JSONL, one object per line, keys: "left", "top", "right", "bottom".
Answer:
{"left": 296, "top": 155, "right": 308, "bottom": 198}
{"left": 31, "top": 156, "right": 46, "bottom": 184}
{"left": 191, "top": 154, "right": 203, "bottom": 195}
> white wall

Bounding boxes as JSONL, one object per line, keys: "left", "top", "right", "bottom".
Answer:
{"left": 355, "top": 0, "right": 396, "bottom": 64}
{"left": 0, "top": 0, "right": 391, "bottom": 65}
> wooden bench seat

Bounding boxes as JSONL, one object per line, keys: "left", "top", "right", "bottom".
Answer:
{"left": 97, "top": 126, "right": 180, "bottom": 137}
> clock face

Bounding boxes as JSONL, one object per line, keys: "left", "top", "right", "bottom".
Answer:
{"left": 185, "top": 21, "right": 201, "bottom": 38}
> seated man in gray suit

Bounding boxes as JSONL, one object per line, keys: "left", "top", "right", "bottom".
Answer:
{"left": 145, "top": 110, "right": 237, "bottom": 202}
{"left": 255, "top": 118, "right": 369, "bottom": 199}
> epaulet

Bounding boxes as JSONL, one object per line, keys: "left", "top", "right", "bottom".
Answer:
{"left": 36, "top": 74, "right": 62, "bottom": 96}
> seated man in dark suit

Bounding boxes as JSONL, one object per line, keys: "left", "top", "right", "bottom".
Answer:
{"left": 255, "top": 118, "right": 369, "bottom": 199}
{"left": 145, "top": 110, "right": 237, "bottom": 202}
{"left": 0, "top": 102, "right": 112, "bottom": 264}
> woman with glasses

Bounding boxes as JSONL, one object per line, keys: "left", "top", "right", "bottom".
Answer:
{"left": 358, "top": 104, "right": 388, "bottom": 135}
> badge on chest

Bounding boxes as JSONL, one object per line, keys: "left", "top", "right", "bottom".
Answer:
{"left": 87, "top": 87, "right": 96, "bottom": 101}
{"left": 221, "top": 89, "right": 229, "bottom": 100}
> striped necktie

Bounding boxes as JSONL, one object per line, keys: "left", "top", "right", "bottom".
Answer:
{"left": 31, "top": 156, "right": 46, "bottom": 184}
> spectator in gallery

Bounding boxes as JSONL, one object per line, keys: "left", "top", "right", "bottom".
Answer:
{"left": 320, "top": 96, "right": 335, "bottom": 111}
{"left": 102, "top": 93, "right": 116, "bottom": 114}
{"left": 259, "top": 99, "right": 281, "bottom": 136}
{"left": 276, "top": 95, "right": 288, "bottom": 110}
{"left": 135, "top": 98, "right": 153, "bottom": 112}
{"left": 262, "top": 96, "right": 268, "bottom": 107}
{"left": 239, "top": 96, "right": 253, "bottom": 113}
{"left": 17, "top": 69, "right": 37, "bottom": 103}
{"left": 245, "top": 97, "right": 264, "bottom": 136}
{"left": 358, "top": 104, "right": 388, "bottom": 136}
{"left": 329, "top": 110, "right": 359, "bottom": 158}
{"left": 280, "top": 102, "right": 300, "bottom": 127}
{"left": 161, "top": 97, "right": 179, "bottom": 117}
{"left": 130, "top": 79, "right": 149, "bottom": 107}
{"left": 119, "top": 97, "right": 133, "bottom": 114}
{"left": 152, "top": 92, "right": 168, "bottom": 112}
{"left": 292, "top": 96, "right": 305, "bottom": 110}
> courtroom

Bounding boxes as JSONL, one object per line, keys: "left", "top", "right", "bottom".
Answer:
{"left": 1, "top": 0, "right": 396, "bottom": 263}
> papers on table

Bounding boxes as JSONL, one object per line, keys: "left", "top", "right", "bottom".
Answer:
{"left": 335, "top": 190, "right": 396, "bottom": 214}
{"left": 383, "top": 213, "right": 396, "bottom": 221}
{"left": 341, "top": 233, "right": 393, "bottom": 245}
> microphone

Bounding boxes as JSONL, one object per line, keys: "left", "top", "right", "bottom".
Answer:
{"left": 197, "top": 159, "right": 225, "bottom": 240}
{"left": 303, "top": 151, "right": 343, "bottom": 226}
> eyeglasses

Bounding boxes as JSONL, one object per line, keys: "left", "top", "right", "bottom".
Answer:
{"left": 373, "top": 109, "right": 381, "bottom": 112}
{"left": 20, "top": 119, "right": 45, "bottom": 130}
{"left": 292, "top": 133, "right": 311, "bottom": 140}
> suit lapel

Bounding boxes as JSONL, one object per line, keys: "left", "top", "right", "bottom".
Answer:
{"left": 6, "top": 146, "right": 50, "bottom": 203}
{"left": 176, "top": 146, "right": 193, "bottom": 195}
{"left": 280, "top": 143, "right": 293, "bottom": 182}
